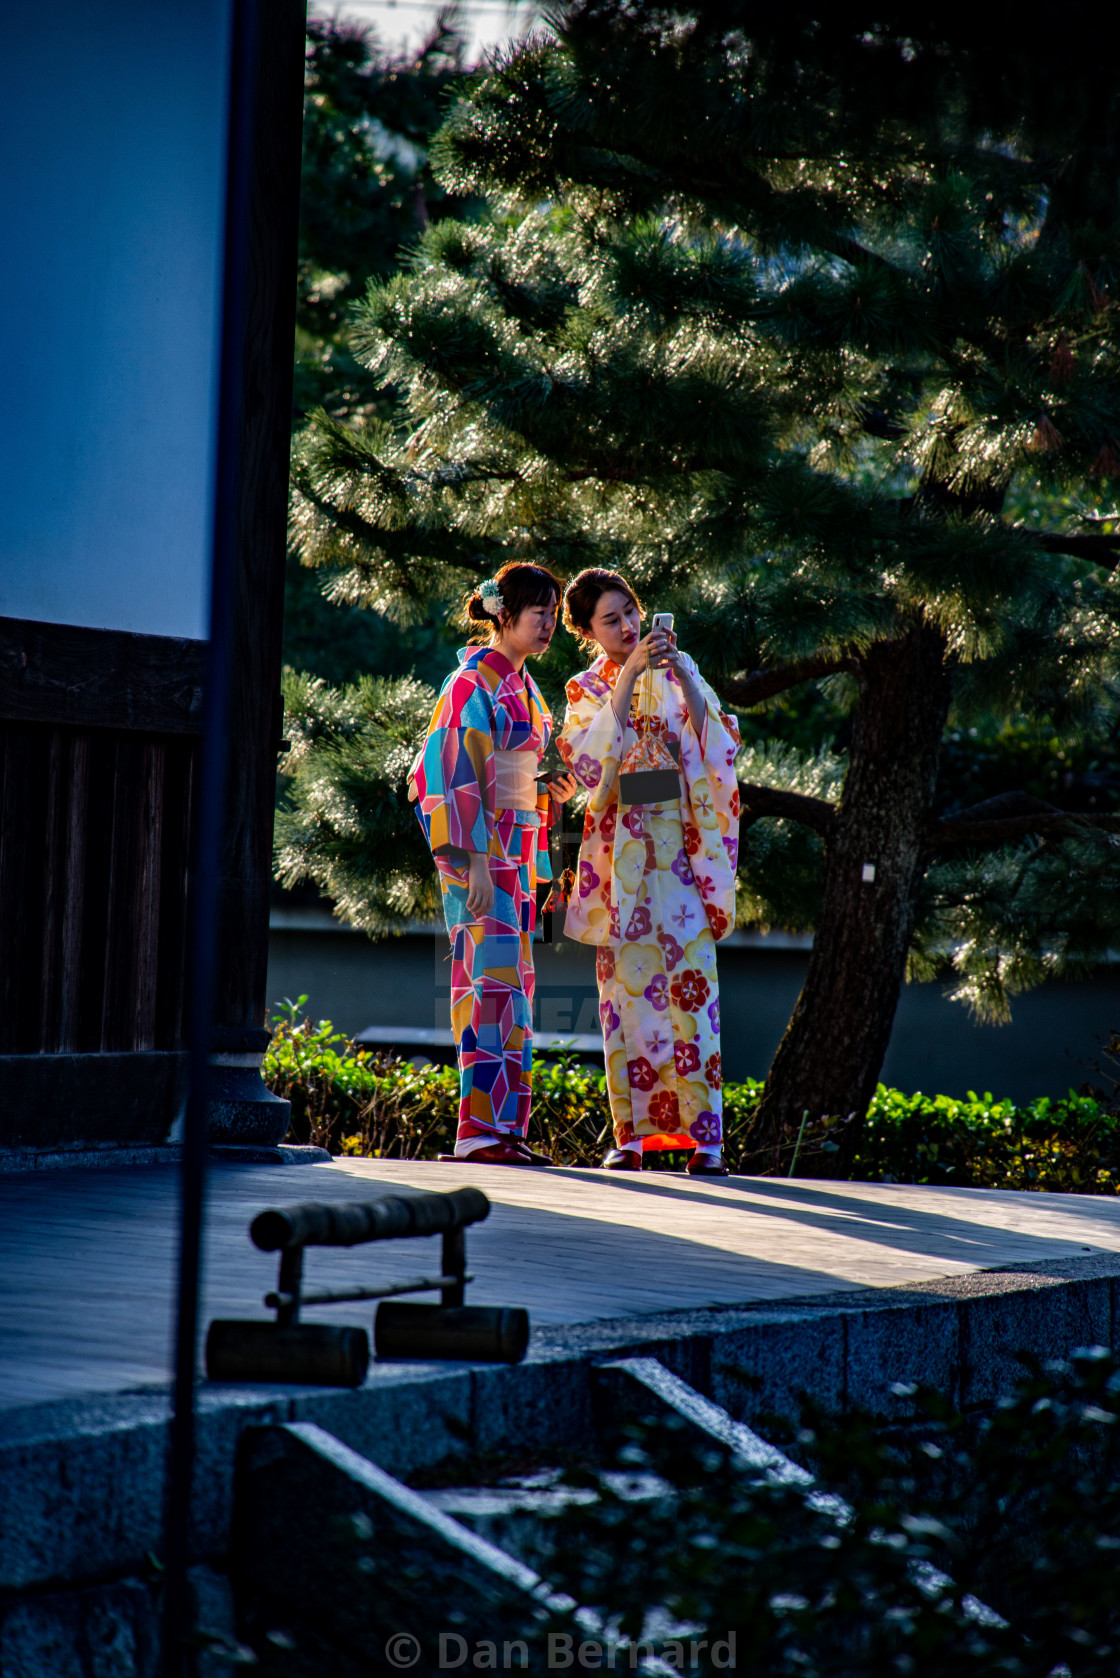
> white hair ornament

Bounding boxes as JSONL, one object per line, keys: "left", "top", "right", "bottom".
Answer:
{"left": 478, "top": 577, "right": 504, "bottom": 616}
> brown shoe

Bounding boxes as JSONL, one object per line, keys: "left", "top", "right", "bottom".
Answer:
{"left": 603, "top": 1148, "right": 642, "bottom": 1171}
{"left": 686, "top": 1154, "right": 730, "bottom": 1176}
{"left": 438, "top": 1139, "right": 554, "bottom": 1167}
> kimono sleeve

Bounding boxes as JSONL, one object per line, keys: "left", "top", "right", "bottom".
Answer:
{"left": 676, "top": 666, "right": 742, "bottom": 940}
{"left": 695, "top": 675, "right": 741, "bottom": 783}
{"left": 413, "top": 674, "right": 497, "bottom": 857}
{"left": 557, "top": 674, "right": 624, "bottom": 811}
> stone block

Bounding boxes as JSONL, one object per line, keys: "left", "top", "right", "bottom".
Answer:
{"left": 234, "top": 1422, "right": 557, "bottom": 1674}
{"left": 420, "top": 1480, "right": 598, "bottom": 1571}
{"left": 288, "top": 1365, "right": 474, "bottom": 1480}
{"left": 206, "top": 1061, "right": 290, "bottom": 1148}
{"left": 0, "top": 1388, "right": 286, "bottom": 1593}
{"left": 467, "top": 1351, "right": 594, "bottom": 1462}
{"left": 192, "top": 1389, "right": 292, "bottom": 1556}
{"left": 0, "top": 1578, "right": 156, "bottom": 1678}
{"left": 709, "top": 1308, "right": 845, "bottom": 1429}
{"left": 959, "top": 1272, "right": 1113, "bottom": 1408}
{"left": 190, "top": 1564, "right": 251, "bottom": 1678}
{"left": 0, "top": 1597, "right": 85, "bottom": 1678}
{"left": 0, "top": 1395, "right": 170, "bottom": 1594}
{"left": 842, "top": 1296, "right": 960, "bottom": 1418}
{"left": 83, "top": 1583, "right": 157, "bottom": 1678}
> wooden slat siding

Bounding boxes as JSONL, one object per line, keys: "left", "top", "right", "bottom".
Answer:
{"left": 100, "top": 738, "right": 162, "bottom": 1052}
{"left": 58, "top": 735, "right": 89, "bottom": 1053}
{"left": 0, "top": 721, "right": 199, "bottom": 1059}
{"left": 0, "top": 725, "right": 50, "bottom": 1053}
{"left": 0, "top": 617, "right": 206, "bottom": 734}
{"left": 77, "top": 730, "right": 116, "bottom": 1054}
{"left": 38, "top": 729, "right": 66, "bottom": 1052}
{"left": 155, "top": 737, "right": 198, "bottom": 1050}
{"left": 133, "top": 742, "right": 163, "bottom": 1049}
{"left": 0, "top": 722, "right": 20, "bottom": 1049}
{"left": 0, "top": 725, "right": 9, "bottom": 1049}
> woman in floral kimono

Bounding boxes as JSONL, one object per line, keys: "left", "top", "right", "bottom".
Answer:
{"left": 411, "top": 562, "right": 577, "bottom": 1164}
{"left": 558, "top": 569, "right": 740, "bottom": 1174}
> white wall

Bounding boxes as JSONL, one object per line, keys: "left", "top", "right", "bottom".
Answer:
{"left": 0, "top": 0, "right": 233, "bottom": 640}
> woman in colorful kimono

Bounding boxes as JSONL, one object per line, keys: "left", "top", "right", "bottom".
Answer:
{"left": 558, "top": 569, "right": 741, "bottom": 1175}
{"left": 411, "top": 562, "right": 578, "bottom": 1164}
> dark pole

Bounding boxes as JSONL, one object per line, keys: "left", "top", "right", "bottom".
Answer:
{"left": 162, "top": 0, "right": 260, "bottom": 1671}
{"left": 206, "top": 0, "right": 306, "bottom": 1147}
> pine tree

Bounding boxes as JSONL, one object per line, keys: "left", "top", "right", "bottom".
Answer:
{"left": 296, "top": 11, "right": 473, "bottom": 425}
{"left": 281, "top": 2, "right": 1120, "bottom": 1161}
{"left": 287, "top": 11, "right": 479, "bottom": 687}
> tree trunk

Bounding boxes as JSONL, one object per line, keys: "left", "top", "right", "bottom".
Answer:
{"left": 747, "top": 624, "right": 951, "bottom": 1169}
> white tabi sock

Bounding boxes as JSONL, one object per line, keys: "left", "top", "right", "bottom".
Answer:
{"left": 453, "top": 1133, "right": 510, "bottom": 1158}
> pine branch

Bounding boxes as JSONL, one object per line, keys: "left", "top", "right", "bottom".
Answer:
{"left": 827, "top": 235, "right": 899, "bottom": 277}
{"left": 926, "top": 792, "right": 1120, "bottom": 850}
{"left": 723, "top": 656, "right": 855, "bottom": 707}
{"left": 1034, "top": 532, "right": 1120, "bottom": 569}
{"left": 739, "top": 782, "right": 836, "bottom": 837}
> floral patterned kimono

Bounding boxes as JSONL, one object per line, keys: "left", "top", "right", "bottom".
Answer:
{"left": 558, "top": 656, "right": 740, "bottom": 1152}
{"left": 412, "top": 647, "right": 552, "bottom": 1149}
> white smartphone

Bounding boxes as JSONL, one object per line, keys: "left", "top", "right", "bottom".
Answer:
{"left": 651, "top": 612, "right": 674, "bottom": 633}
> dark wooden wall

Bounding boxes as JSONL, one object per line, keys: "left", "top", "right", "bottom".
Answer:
{"left": 0, "top": 620, "right": 206, "bottom": 1145}
{"left": 0, "top": 725, "right": 198, "bottom": 1056}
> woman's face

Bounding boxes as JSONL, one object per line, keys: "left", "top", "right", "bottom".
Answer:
{"left": 499, "top": 594, "right": 559, "bottom": 661}
{"left": 586, "top": 589, "right": 642, "bottom": 661}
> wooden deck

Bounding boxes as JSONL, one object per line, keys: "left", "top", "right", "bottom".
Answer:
{"left": 3, "top": 1157, "right": 1120, "bottom": 1412}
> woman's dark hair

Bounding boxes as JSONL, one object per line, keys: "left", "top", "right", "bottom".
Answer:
{"left": 562, "top": 568, "right": 644, "bottom": 647}
{"left": 465, "top": 562, "right": 563, "bottom": 641}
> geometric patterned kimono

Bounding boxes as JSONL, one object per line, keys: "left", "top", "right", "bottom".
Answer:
{"left": 412, "top": 647, "right": 552, "bottom": 1148}
{"left": 558, "top": 655, "right": 740, "bottom": 1153}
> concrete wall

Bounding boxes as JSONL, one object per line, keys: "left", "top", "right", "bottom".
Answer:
{"left": 266, "top": 918, "right": 1120, "bottom": 1104}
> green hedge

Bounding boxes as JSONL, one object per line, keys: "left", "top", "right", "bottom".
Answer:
{"left": 264, "top": 1001, "right": 1120, "bottom": 1191}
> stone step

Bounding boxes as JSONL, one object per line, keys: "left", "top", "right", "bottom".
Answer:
{"left": 230, "top": 1358, "right": 825, "bottom": 1671}
{"left": 420, "top": 1465, "right": 667, "bottom": 1562}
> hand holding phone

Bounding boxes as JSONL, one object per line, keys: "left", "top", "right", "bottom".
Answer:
{"left": 650, "top": 611, "right": 675, "bottom": 667}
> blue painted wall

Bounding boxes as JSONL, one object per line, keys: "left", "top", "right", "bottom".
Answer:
{"left": 0, "top": 0, "right": 232, "bottom": 639}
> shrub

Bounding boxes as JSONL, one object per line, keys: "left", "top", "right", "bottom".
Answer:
{"left": 264, "top": 1001, "right": 1120, "bottom": 1190}
{"left": 534, "top": 1346, "right": 1120, "bottom": 1676}
{"left": 854, "top": 1086, "right": 1120, "bottom": 1194}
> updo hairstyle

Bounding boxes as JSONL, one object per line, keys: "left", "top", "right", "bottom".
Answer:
{"left": 562, "top": 568, "right": 644, "bottom": 650}
{"left": 465, "top": 561, "right": 564, "bottom": 641}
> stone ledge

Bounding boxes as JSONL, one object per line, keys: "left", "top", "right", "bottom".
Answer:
{"left": 0, "top": 1143, "right": 331, "bottom": 1174}
{"left": 3, "top": 1251, "right": 1120, "bottom": 1597}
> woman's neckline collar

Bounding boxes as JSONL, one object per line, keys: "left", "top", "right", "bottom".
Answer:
{"left": 460, "top": 645, "right": 527, "bottom": 680}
